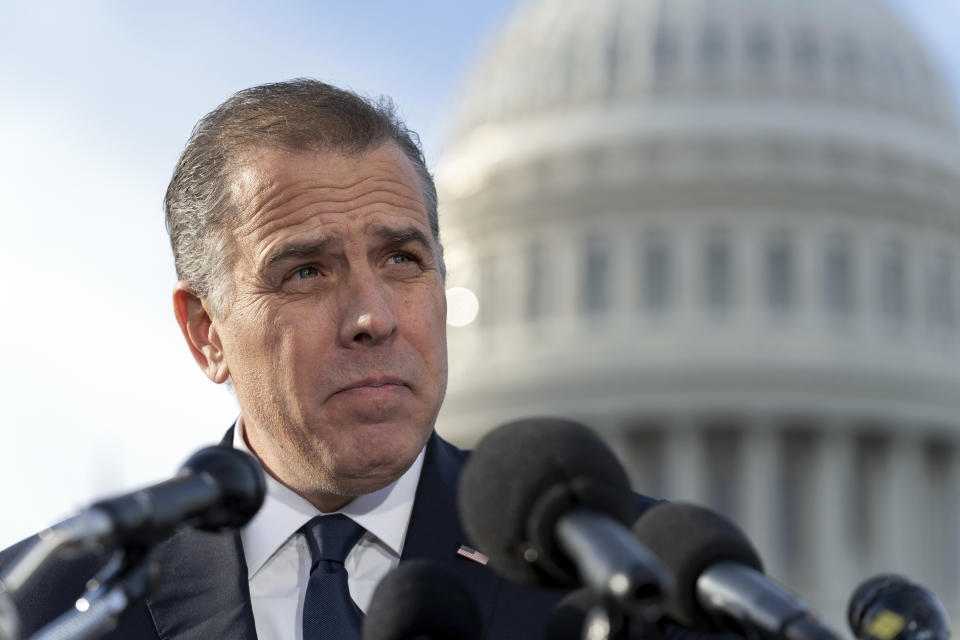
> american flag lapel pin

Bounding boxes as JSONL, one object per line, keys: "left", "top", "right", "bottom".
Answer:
{"left": 456, "top": 544, "right": 489, "bottom": 566}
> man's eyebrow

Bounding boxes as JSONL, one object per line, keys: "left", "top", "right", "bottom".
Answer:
{"left": 373, "top": 227, "right": 433, "bottom": 248}
{"left": 262, "top": 228, "right": 433, "bottom": 271}
{"left": 262, "top": 237, "right": 332, "bottom": 272}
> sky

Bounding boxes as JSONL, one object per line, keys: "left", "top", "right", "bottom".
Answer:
{"left": 0, "top": 0, "right": 957, "bottom": 549}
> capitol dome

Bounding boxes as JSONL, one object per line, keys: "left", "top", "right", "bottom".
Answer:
{"left": 435, "top": 0, "right": 960, "bottom": 628}
{"left": 455, "top": 0, "right": 957, "bottom": 135}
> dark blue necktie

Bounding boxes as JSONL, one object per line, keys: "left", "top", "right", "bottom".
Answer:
{"left": 301, "top": 514, "right": 366, "bottom": 640}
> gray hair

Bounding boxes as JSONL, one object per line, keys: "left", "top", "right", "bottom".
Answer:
{"left": 164, "top": 78, "right": 440, "bottom": 317}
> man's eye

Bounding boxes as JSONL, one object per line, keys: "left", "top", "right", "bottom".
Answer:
{"left": 293, "top": 266, "right": 320, "bottom": 279}
{"left": 388, "top": 253, "right": 417, "bottom": 265}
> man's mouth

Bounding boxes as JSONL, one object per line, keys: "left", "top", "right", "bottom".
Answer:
{"left": 341, "top": 376, "right": 407, "bottom": 391}
{"left": 334, "top": 377, "right": 410, "bottom": 400}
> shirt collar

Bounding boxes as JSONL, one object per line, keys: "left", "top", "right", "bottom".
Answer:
{"left": 234, "top": 418, "right": 426, "bottom": 577}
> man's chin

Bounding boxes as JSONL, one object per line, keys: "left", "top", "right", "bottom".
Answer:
{"left": 337, "top": 436, "right": 425, "bottom": 489}
{"left": 337, "top": 452, "right": 416, "bottom": 491}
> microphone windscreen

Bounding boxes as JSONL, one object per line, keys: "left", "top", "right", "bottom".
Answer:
{"left": 178, "top": 446, "right": 266, "bottom": 531}
{"left": 848, "top": 574, "right": 950, "bottom": 640}
{"left": 363, "top": 560, "right": 482, "bottom": 640}
{"left": 632, "top": 503, "right": 763, "bottom": 630}
{"left": 848, "top": 574, "right": 907, "bottom": 634}
{"left": 458, "top": 417, "right": 637, "bottom": 588}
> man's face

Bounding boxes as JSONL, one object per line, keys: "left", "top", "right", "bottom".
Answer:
{"left": 207, "top": 143, "right": 447, "bottom": 508}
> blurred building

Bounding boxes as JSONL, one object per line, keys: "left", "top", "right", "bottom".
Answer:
{"left": 434, "top": 0, "right": 960, "bottom": 627}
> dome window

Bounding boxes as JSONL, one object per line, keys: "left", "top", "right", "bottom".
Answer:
{"left": 700, "top": 22, "right": 727, "bottom": 73}
{"left": 765, "top": 233, "right": 796, "bottom": 313}
{"left": 836, "top": 37, "right": 863, "bottom": 84}
{"left": 582, "top": 234, "right": 611, "bottom": 315}
{"left": 824, "top": 234, "right": 855, "bottom": 318}
{"left": 745, "top": 24, "right": 776, "bottom": 74}
{"left": 641, "top": 231, "right": 672, "bottom": 312}
{"left": 791, "top": 27, "right": 820, "bottom": 77}
{"left": 704, "top": 231, "right": 734, "bottom": 312}
{"left": 877, "top": 240, "right": 908, "bottom": 327}
{"left": 653, "top": 25, "right": 680, "bottom": 75}
{"left": 878, "top": 47, "right": 907, "bottom": 91}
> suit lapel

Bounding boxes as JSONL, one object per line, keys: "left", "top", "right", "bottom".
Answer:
{"left": 144, "top": 527, "right": 258, "bottom": 640}
{"left": 401, "top": 433, "right": 504, "bottom": 628}
{"left": 143, "top": 428, "right": 257, "bottom": 640}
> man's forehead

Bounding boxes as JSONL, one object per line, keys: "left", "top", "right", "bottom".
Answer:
{"left": 229, "top": 142, "right": 417, "bottom": 200}
{"left": 229, "top": 143, "right": 425, "bottom": 227}
{"left": 224, "top": 143, "right": 432, "bottom": 266}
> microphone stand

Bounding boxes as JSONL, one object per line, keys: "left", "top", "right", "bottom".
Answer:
{"left": 29, "top": 550, "right": 158, "bottom": 640}
{"left": 582, "top": 604, "right": 613, "bottom": 640}
{"left": 0, "top": 512, "right": 116, "bottom": 640}
{"left": 0, "top": 590, "right": 20, "bottom": 640}
{"left": 0, "top": 511, "right": 115, "bottom": 608}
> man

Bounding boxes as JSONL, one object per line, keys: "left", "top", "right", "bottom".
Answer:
{"left": 1, "top": 79, "right": 580, "bottom": 639}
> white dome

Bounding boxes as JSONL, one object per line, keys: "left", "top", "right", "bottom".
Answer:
{"left": 436, "top": 0, "right": 960, "bottom": 435}
{"left": 454, "top": 0, "right": 957, "bottom": 137}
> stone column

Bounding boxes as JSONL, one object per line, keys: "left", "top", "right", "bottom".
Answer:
{"left": 739, "top": 416, "right": 783, "bottom": 578}
{"left": 808, "top": 424, "right": 856, "bottom": 624}
{"left": 946, "top": 442, "right": 960, "bottom": 619}
{"left": 881, "top": 430, "right": 925, "bottom": 575}
{"left": 664, "top": 416, "right": 707, "bottom": 504}
{"left": 596, "top": 417, "right": 640, "bottom": 487}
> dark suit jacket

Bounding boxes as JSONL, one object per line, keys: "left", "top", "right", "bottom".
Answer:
{"left": 2, "top": 432, "right": 658, "bottom": 639}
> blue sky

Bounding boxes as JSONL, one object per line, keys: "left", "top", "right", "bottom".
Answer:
{"left": 0, "top": 0, "right": 957, "bottom": 548}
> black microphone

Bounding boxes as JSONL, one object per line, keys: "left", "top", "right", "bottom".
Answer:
{"left": 0, "top": 446, "right": 265, "bottom": 598}
{"left": 546, "top": 587, "right": 661, "bottom": 640}
{"left": 848, "top": 574, "right": 950, "bottom": 640}
{"left": 633, "top": 502, "right": 842, "bottom": 640}
{"left": 458, "top": 417, "right": 672, "bottom": 616}
{"left": 71, "top": 445, "right": 265, "bottom": 547}
{"left": 363, "top": 559, "right": 482, "bottom": 640}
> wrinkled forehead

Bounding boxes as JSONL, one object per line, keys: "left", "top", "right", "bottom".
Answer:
{"left": 230, "top": 141, "right": 421, "bottom": 205}
{"left": 224, "top": 143, "right": 431, "bottom": 255}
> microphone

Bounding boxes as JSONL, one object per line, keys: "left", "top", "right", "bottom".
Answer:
{"left": 458, "top": 417, "right": 673, "bottom": 616}
{"left": 633, "top": 502, "right": 841, "bottom": 640}
{"left": 363, "top": 559, "right": 482, "bottom": 640}
{"left": 545, "top": 588, "right": 661, "bottom": 640}
{"left": 848, "top": 574, "right": 950, "bottom": 640}
{"left": 85, "top": 445, "right": 266, "bottom": 546}
{"left": 0, "top": 446, "right": 265, "bottom": 597}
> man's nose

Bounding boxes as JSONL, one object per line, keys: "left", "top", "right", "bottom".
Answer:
{"left": 337, "top": 269, "right": 398, "bottom": 346}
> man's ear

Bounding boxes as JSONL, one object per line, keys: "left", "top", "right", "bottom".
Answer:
{"left": 173, "top": 281, "right": 230, "bottom": 384}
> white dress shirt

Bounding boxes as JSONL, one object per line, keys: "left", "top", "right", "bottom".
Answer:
{"left": 233, "top": 424, "right": 426, "bottom": 640}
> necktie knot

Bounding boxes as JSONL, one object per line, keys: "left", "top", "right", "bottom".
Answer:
{"left": 301, "top": 514, "right": 365, "bottom": 566}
